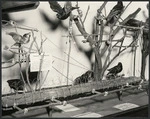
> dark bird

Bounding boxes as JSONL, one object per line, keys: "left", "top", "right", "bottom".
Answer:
{"left": 6, "top": 32, "right": 31, "bottom": 45}
{"left": 125, "top": 19, "right": 144, "bottom": 31}
{"left": 7, "top": 79, "right": 24, "bottom": 92}
{"left": 106, "top": 1, "right": 124, "bottom": 25}
{"left": 107, "top": 62, "right": 123, "bottom": 76}
{"left": 73, "top": 70, "right": 94, "bottom": 85}
{"left": 49, "top": 1, "right": 79, "bottom": 20}
{"left": 125, "top": 19, "right": 144, "bottom": 27}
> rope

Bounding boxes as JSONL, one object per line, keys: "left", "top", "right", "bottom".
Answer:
{"left": 2, "top": 62, "right": 18, "bottom": 68}
{"left": 52, "top": 66, "right": 73, "bottom": 83}
{"left": 52, "top": 56, "right": 89, "bottom": 70}
{"left": 41, "top": 33, "right": 89, "bottom": 69}
{"left": 2, "top": 20, "right": 89, "bottom": 70}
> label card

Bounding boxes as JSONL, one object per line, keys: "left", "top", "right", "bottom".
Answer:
{"left": 113, "top": 103, "right": 139, "bottom": 111}
{"left": 30, "top": 53, "right": 52, "bottom": 72}
{"left": 72, "top": 112, "right": 103, "bottom": 118}
{"left": 55, "top": 104, "right": 80, "bottom": 112}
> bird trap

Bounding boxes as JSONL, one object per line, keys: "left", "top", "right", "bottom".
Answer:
{"left": 2, "top": 76, "right": 148, "bottom": 115}
{"left": 2, "top": 1, "right": 149, "bottom": 117}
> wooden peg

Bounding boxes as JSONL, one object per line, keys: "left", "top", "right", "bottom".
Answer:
{"left": 23, "top": 108, "right": 28, "bottom": 115}
{"left": 104, "top": 91, "right": 108, "bottom": 96}
{"left": 92, "top": 89, "right": 101, "bottom": 94}
{"left": 51, "top": 96, "right": 67, "bottom": 106}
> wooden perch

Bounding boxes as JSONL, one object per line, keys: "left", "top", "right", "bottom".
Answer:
{"left": 68, "top": 80, "right": 148, "bottom": 104}
{"left": 14, "top": 102, "right": 61, "bottom": 115}
{"left": 114, "top": 45, "right": 138, "bottom": 48}
{"left": 2, "top": 76, "right": 143, "bottom": 107}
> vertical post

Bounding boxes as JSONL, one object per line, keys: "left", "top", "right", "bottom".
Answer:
{"left": 133, "top": 45, "right": 137, "bottom": 76}
{"left": 18, "top": 44, "right": 26, "bottom": 87}
{"left": 46, "top": 106, "right": 53, "bottom": 117}
{"left": 67, "top": 17, "right": 72, "bottom": 86}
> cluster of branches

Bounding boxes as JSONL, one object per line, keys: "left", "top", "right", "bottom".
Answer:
{"left": 70, "top": 2, "right": 149, "bottom": 80}
{"left": 2, "top": 20, "right": 49, "bottom": 92}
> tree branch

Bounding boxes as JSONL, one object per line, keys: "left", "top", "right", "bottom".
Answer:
{"left": 72, "top": 16, "right": 102, "bottom": 70}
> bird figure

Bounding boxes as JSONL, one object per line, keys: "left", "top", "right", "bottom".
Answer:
{"left": 125, "top": 19, "right": 144, "bottom": 31}
{"left": 6, "top": 32, "right": 31, "bottom": 45}
{"left": 125, "top": 19, "right": 144, "bottom": 27}
{"left": 7, "top": 79, "right": 24, "bottom": 93}
{"left": 107, "top": 62, "right": 123, "bottom": 77}
{"left": 73, "top": 70, "right": 94, "bottom": 85}
{"left": 106, "top": 1, "right": 124, "bottom": 25}
{"left": 49, "top": 1, "right": 79, "bottom": 20}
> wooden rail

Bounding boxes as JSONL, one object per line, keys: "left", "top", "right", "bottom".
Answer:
{"left": 2, "top": 76, "right": 143, "bottom": 107}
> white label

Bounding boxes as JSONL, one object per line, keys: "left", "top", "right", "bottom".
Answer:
{"left": 55, "top": 104, "right": 80, "bottom": 112}
{"left": 30, "top": 53, "right": 52, "bottom": 72}
{"left": 72, "top": 112, "right": 103, "bottom": 118}
{"left": 113, "top": 103, "right": 139, "bottom": 111}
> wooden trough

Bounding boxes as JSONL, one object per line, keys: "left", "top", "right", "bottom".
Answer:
{"left": 2, "top": 76, "right": 148, "bottom": 108}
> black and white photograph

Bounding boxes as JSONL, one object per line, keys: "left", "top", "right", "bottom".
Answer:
{"left": 1, "top": 1, "right": 149, "bottom": 118}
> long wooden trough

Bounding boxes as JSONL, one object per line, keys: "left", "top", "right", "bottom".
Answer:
{"left": 2, "top": 76, "right": 145, "bottom": 108}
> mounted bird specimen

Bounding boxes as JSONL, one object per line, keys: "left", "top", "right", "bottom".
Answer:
{"left": 125, "top": 19, "right": 144, "bottom": 31}
{"left": 49, "top": 1, "right": 79, "bottom": 20}
{"left": 6, "top": 32, "right": 31, "bottom": 45}
{"left": 107, "top": 62, "right": 123, "bottom": 78}
{"left": 7, "top": 79, "right": 24, "bottom": 93}
{"left": 106, "top": 1, "right": 124, "bottom": 25}
{"left": 73, "top": 70, "right": 94, "bottom": 85}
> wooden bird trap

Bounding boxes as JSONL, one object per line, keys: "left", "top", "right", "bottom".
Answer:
{"left": 2, "top": 1, "right": 149, "bottom": 117}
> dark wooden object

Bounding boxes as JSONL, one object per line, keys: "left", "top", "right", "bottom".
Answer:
{"left": 2, "top": 1, "right": 40, "bottom": 13}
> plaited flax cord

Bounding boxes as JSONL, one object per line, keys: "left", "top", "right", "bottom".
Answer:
{"left": 55, "top": 89, "right": 59, "bottom": 98}
{"left": 62, "top": 87, "right": 66, "bottom": 98}
{"left": 96, "top": 80, "right": 100, "bottom": 89}
{"left": 95, "top": 80, "right": 99, "bottom": 90}
{"left": 39, "top": 90, "right": 44, "bottom": 102}
{"left": 68, "top": 87, "right": 72, "bottom": 97}
{"left": 63, "top": 87, "right": 69, "bottom": 98}
{"left": 84, "top": 83, "right": 92, "bottom": 92}
{"left": 89, "top": 82, "right": 93, "bottom": 91}
{"left": 73, "top": 85, "right": 80, "bottom": 95}
{"left": 80, "top": 84, "right": 84, "bottom": 94}
{"left": 31, "top": 92, "right": 35, "bottom": 104}
{"left": 23, "top": 92, "right": 27, "bottom": 105}
{"left": 75, "top": 85, "right": 80, "bottom": 95}
{"left": 5, "top": 95, "right": 9, "bottom": 107}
